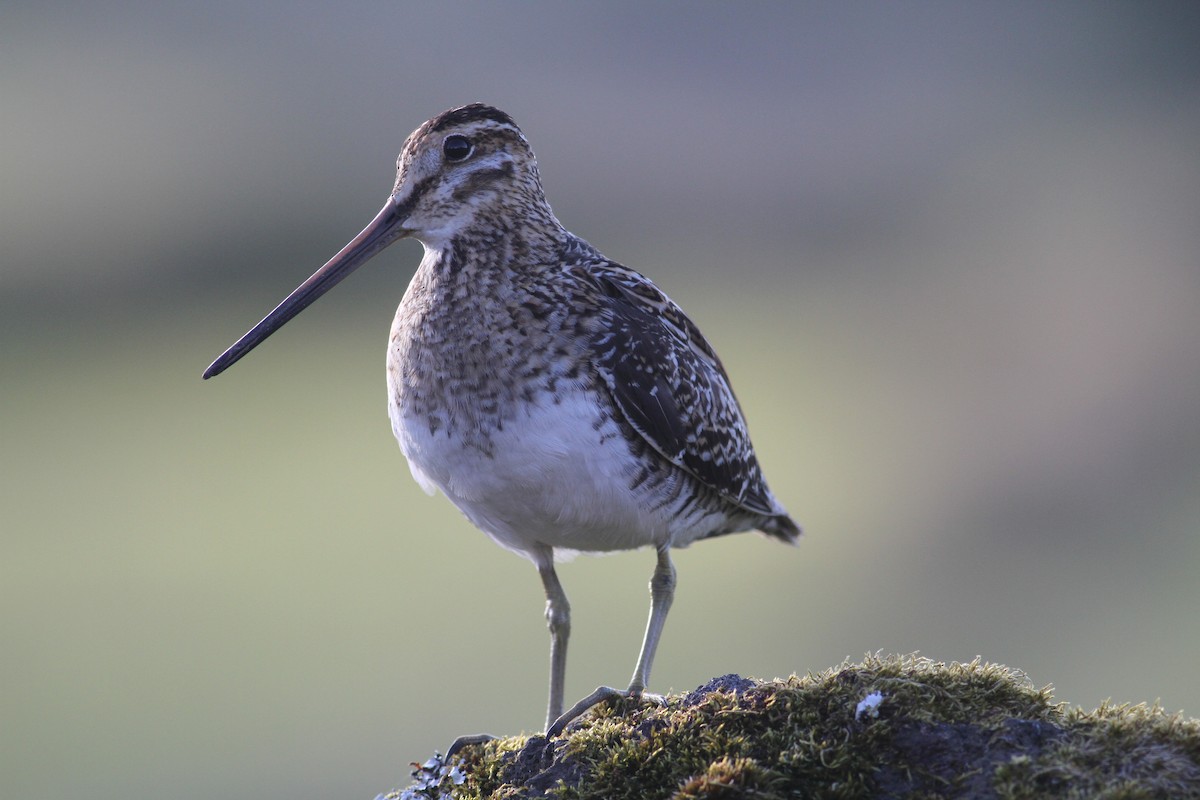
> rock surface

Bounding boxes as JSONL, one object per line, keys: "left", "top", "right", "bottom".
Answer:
{"left": 385, "top": 654, "right": 1200, "bottom": 799}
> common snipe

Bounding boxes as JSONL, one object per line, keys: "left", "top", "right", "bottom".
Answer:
{"left": 205, "top": 103, "right": 800, "bottom": 736}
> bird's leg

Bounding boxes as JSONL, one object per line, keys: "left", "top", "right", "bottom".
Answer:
{"left": 628, "top": 546, "right": 676, "bottom": 697}
{"left": 537, "top": 548, "right": 571, "bottom": 731}
{"left": 547, "top": 547, "right": 676, "bottom": 738}
{"left": 450, "top": 548, "right": 568, "bottom": 751}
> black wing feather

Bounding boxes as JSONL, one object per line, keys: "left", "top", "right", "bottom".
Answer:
{"left": 587, "top": 267, "right": 778, "bottom": 516}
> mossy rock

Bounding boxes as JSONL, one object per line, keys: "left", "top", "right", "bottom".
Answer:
{"left": 386, "top": 654, "right": 1200, "bottom": 799}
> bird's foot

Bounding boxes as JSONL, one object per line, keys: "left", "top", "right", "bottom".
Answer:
{"left": 546, "top": 686, "right": 665, "bottom": 738}
{"left": 446, "top": 732, "right": 495, "bottom": 760}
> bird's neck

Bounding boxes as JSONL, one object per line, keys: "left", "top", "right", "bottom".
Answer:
{"left": 396, "top": 220, "right": 596, "bottom": 363}
{"left": 421, "top": 215, "right": 575, "bottom": 282}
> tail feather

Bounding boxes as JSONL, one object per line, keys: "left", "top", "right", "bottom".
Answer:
{"left": 760, "top": 513, "right": 801, "bottom": 544}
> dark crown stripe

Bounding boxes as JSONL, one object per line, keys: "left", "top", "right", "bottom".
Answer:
{"left": 429, "top": 104, "right": 519, "bottom": 134}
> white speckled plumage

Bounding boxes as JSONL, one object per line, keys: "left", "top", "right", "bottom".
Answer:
{"left": 204, "top": 103, "right": 799, "bottom": 736}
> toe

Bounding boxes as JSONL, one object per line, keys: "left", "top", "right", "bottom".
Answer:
{"left": 447, "top": 733, "right": 495, "bottom": 759}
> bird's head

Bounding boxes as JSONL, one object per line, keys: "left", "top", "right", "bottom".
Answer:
{"left": 390, "top": 104, "right": 551, "bottom": 246}
{"left": 203, "top": 103, "right": 544, "bottom": 379}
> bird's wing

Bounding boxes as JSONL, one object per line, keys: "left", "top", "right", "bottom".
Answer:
{"left": 579, "top": 262, "right": 778, "bottom": 516}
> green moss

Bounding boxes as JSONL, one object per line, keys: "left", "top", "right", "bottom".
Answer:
{"left": 994, "top": 701, "right": 1200, "bottom": 799}
{"left": 387, "top": 654, "right": 1200, "bottom": 799}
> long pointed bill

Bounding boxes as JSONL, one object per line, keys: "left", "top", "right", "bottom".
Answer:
{"left": 203, "top": 198, "right": 408, "bottom": 379}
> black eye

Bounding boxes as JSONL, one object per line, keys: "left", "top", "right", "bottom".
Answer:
{"left": 443, "top": 134, "right": 473, "bottom": 162}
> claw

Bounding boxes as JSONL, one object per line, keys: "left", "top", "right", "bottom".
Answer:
{"left": 446, "top": 733, "right": 495, "bottom": 760}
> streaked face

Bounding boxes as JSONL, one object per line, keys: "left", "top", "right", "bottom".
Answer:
{"left": 388, "top": 107, "right": 543, "bottom": 246}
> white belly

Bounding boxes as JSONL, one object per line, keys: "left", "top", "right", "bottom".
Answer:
{"left": 389, "top": 388, "right": 682, "bottom": 559}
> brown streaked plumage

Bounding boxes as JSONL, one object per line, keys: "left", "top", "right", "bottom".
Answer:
{"left": 204, "top": 103, "right": 800, "bottom": 738}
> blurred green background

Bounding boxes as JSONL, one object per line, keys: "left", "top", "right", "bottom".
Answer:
{"left": 3, "top": 2, "right": 1199, "bottom": 798}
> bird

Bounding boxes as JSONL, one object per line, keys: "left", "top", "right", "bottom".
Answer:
{"left": 204, "top": 103, "right": 800, "bottom": 737}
